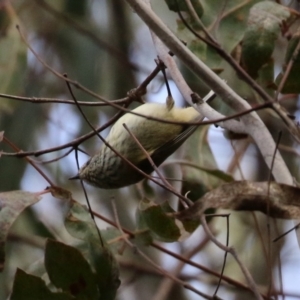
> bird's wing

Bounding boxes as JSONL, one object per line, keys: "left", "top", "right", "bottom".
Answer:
{"left": 136, "top": 123, "right": 199, "bottom": 175}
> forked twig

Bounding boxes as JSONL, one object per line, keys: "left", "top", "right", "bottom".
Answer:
{"left": 111, "top": 200, "right": 220, "bottom": 300}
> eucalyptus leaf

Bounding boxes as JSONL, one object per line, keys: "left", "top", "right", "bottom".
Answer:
{"left": 11, "top": 268, "right": 74, "bottom": 300}
{"left": 275, "top": 32, "right": 300, "bottom": 93}
{"left": 137, "top": 198, "right": 199, "bottom": 242}
{"left": 241, "top": 1, "right": 290, "bottom": 77}
{"left": 64, "top": 201, "right": 120, "bottom": 299}
{"left": 0, "top": 191, "right": 41, "bottom": 271}
{"left": 45, "top": 239, "right": 100, "bottom": 300}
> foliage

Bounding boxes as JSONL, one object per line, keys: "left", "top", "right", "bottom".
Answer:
{"left": 1, "top": 0, "right": 300, "bottom": 299}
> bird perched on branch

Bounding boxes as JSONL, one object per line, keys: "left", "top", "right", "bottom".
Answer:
{"left": 70, "top": 98, "right": 202, "bottom": 189}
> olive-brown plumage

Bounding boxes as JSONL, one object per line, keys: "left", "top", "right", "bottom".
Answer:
{"left": 70, "top": 102, "right": 201, "bottom": 189}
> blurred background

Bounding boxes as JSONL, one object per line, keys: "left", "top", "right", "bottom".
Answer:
{"left": 1, "top": 0, "right": 300, "bottom": 299}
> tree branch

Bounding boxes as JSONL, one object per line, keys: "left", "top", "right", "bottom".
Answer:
{"left": 124, "top": 0, "right": 293, "bottom": 185}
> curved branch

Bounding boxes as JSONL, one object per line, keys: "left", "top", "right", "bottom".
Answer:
{"left": 124, "top": 0, "right": 293, "bottom": 185}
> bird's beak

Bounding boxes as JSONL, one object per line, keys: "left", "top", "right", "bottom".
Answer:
{"left": 69, "top": 174, "right": 80, "bottom": 180}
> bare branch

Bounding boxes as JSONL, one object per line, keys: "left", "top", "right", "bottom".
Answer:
{"left": 124, "top": 0, "right": 293, "bottom": 185}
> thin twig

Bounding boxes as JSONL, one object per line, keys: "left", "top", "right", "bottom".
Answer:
{"left": 123, "top": 123, "right": 192, "bottom": 207}
{"left": 275, "top": 38, "right": 300, "bottom": 100}
{"left": 0, "top": 92, "right": 129, "bottom": 106}
{"left": 125, "top": 0, "right": 293, "bottom": 185}
{"left": 200, "top": 214, "right": 263, "bottom": 300}
{"left": 3, "top": 136, "right": 56, "bottom": 186}
{"left": 111, "top": 200, "right": 218, "bottom": 299}
{"left": 273, "top": 222, "right": 300, "bottom": 243}
{"left": 30, "top": 147, "right": 74, "bottom": 164}
{"left": 151, "top": 237, "right": 212, "bottom": 300}
{"left": 63, "top": 76, "right": 195, "bottom": 203}
{"left": 1, "top": 101, "right": 279, "bottom": 158}
{"left": 89, "top": 207, "right": 269, "bottom": 298}
{"left": 214, "top": 214, "right": 230, "bottom": 296}
{"left": 266, "top": 132, "right": 282, "bottom": 294}
{"left": 64, "top": 78, "right": 105, "bottom": 246}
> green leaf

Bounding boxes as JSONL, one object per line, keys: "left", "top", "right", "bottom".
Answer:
{"left": 205, "top": 0, "right": 262, "bottom": 53}
{"left": 89, "top": 244, "right": 120, "bottom": 300}
{"left": 65, "top": 201, "right": 124, "bottom": 253}
{"left": 133, "top": 229, "right": 153, "bottom": 247}
{"left": 100, "top": 227, "right": 124, "bottom": 255}
{"left": 241, "top": 1, "right": 290, "bottom": 78}
{"left": 45, "top": 239, "right": 100, "bottom": 300}
{"left": 138, "top": 199, "right": 179, "bottom": 242}
{"left": 256, "top": 59, "right": 276, "bottom": 94}
{"left": 137, "top": 199, "right": 199, "bottom": 242}
{"left": 0, "top": 190, "right": 41, "bottom": 271}
{"left": 175, "top": 0, "right": 262, "bottom": 69}
{"left": 64, "top": 201, "right": 99, "bottom": 242}
{"left": 165, "top": 0, "right": 203, "bottom": 18}
{"left": 135, "top": 206, "right": 153, "bottom": 246}
{"left": 10, "top": 268, "right": 74, "bottom": 300}
{"left": 64, "top": 0, "right": 87, "bottom": 17}
{"left": 275, "top": 32, "right": 300, "bottom": 93}
{"left": 189, "top": 39, "right": 223, "bottom": 70}
{"left": 64, "top": 201, "right": 120, "bottom": 299}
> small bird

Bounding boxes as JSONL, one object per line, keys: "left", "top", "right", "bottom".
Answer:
{"left": 70, "top": 99, "right": 201, "bottom": 189}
